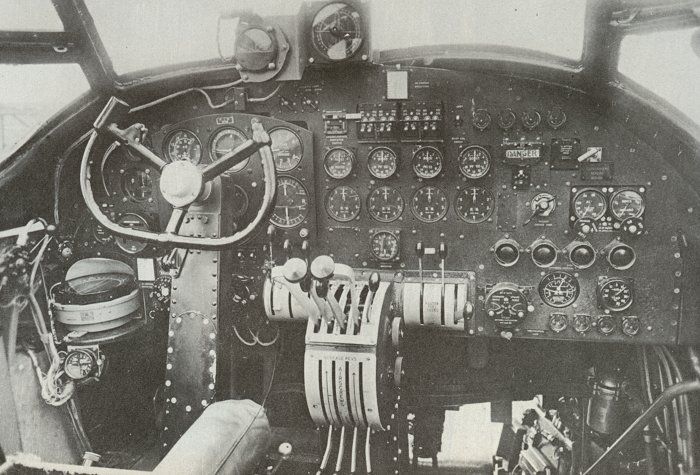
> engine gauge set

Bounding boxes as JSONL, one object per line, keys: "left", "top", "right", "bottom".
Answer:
{"left": 570, "top": 186, "right": 646, "bottom": 232}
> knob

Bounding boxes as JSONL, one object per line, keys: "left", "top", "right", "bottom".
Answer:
{"left": 310, "top": 255, "right": 335, "bottom": 281}
{"left": 622, "top": 217, "right": 644, "bottom": 237}
{"left": 415, "top": 241, "right": 424, "bottom": 258}
{"left": 608, "top": 243, "right": 636, "bottom": 270}
{"left": 531, "top": 240, "right": 558, "bottom": 268}
{"left": 282, "top": 239, "right": 292, "bottom": 259}
{"left": 368, "top": 272, "right": 381, "bottom": 292}
{"left": 282, "top": 258, "right": 308, "bottom": 283}
{"left": 266, "top": 224, "right": 276, "bottom": 238}
{"left": 301, "top": 240, "right": 310, "bottom": 258}
{"left": 278, "top": 442, "right": 293, "bottom": 457}
{"left": 494, "top": 239, "right": 520, "bottom": 267}
{"left": 438, "top": 242, "right": 448, "bottom": 260}
{"left": 569, "top": 242, "right": 596, "bottom": 268}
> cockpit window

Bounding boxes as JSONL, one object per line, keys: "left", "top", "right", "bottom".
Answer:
{"left": 0, "top": 64, "right": 89, "bottom": 162}
{"left": 0, "top": 0, "right": 64, "bottom": 31}
{"left": 618, "top": 27, "right": 700, "bottom": 126}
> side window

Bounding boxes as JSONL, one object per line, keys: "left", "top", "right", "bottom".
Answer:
{"left": 0, "top": 64, "right": 89, "bottom": 161}
{"left": 618, "top": 27, "right": 700, "bottom": 125}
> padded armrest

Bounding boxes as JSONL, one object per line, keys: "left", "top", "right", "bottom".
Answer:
{"left": 154, "top": 399, "right": 270, "bottom": 475}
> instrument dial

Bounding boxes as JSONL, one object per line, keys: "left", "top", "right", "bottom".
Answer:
{"left": 610, "top": 189, "right": 645, "bottom": 220}
{"left": 115, "top": 214, "right": 149, "bottom": 254}
{"left": 412, "top": 146, "right": 443, "bottom": 179}
{"left": 370, "top": 231, "right": 399, "bottom": 261}
{"left": 271, "top": 177, "right": 309, "bottom": 228}
{"left": 485, "top": 283, "right": 530, "bottom": 328}
{"left": 121, "top": 168, "right": 153, "bottom": 202}
{"left": 325, "top": 185, "right": 361, "bottom": 222}
{"left": 367, "top": 147, "right": 398, "bottom": 179}
{"left": 93, "top": 225, "right": 112, "bottom": 244}
{"left": 324, "top": 147, "right": 355, "bottom": 179}
{"left": 497, "top": 109, "right": 517, "bottom": 130}
{"left": 573, "top": 189, "right": 607, "bottom": 220}
{"left": 538, "top": 271, "right": 580, "bottom": 308}
{"left": 64, "top": 350, "right": 96, "bottom": 380}
{"left": 454, "top": 187, "right": 494, "bottom": 223}
{"left": 458, "top": 145, "right": 491, "bottom": 179}
{"left": 311, "top": 2, "right": 364, "bottom": 62}
{"left": 166, "top": 130, "right": 202, "bottom": 164}
{"left": 210, "top": 127, "right": 249, "bottom": 174}
{"left": 599, "top": 278, "right": 634, "bottom": 312}
{"left": 411, "top": 186, "right": 448, "bottom": 223}
{"left": 270, "top": 128, "right": 303, "bottom": 172}
{"left": 367, "top": 186, "right": 404, "bottom": 223}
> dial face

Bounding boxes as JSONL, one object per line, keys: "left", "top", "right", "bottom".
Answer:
{"left": 270, "top": 128, "right": 302, "bottom": 172}
{"left": 610, "top": 190, "right": 645, "bottom": 220}
{"left": 271, "top": 177, "right": 309, "bottom": 228}
{"left": 573, "top": 189, "right": 607, "bottom": 220}
{"left": 121, "top": 168, "right": 153, "bottom": 202}
{"left": 411, "top": 186, "right": 448, "bottom": 223}
{"left": 114, "top": 214, "right": 149, "bottom": 254}
{"left": 539, "top": 272, "right": 580, "bottom": 308}
{"left": 485, "top": 285, "right": 529, "bottom": 327}
{"left": 325, "top": 185, "right": 361, "bottom": 222}
{"left": 311, "top": 2, "right": 363, "bottom": 61}
{"left": 367, "top": 186, "right": 404, "bottom": 223}
{"left": 599, "top": 278, "right": 634, "bottom": 312}
{"left": 367, "top": 147, "right": 398, "bottom": 179}
{"left": 166, "top": 130, "right": 202, "bottom": 164}
{"left": 324, "top": 147, "right": 355, "bottom": 179}
{"left": 454, "top": 187, "right": 494, "bottom": 223}
{"left": 64, "top": 350, "right": 95, "bottom": 380}
{"left": 210, "top": 127, "right": 249, "bottom": 174}
{"left": 458, "top": 145, "right": 491, "bottom": 179}
{"left": 412, "top": 146, "right": 443, "bottom": 179}
{"left": 370, "top": 231, "right": 399, "bottom": 261}
{"left": 93, "top": 225, "right": 111, "bottom": 244}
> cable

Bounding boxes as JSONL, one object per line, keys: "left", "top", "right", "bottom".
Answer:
{"left": 130, "top": 79, "right": 244, "bottom": 113}
{"left": 247, "top": 85, "right": 281, "bottom": 103}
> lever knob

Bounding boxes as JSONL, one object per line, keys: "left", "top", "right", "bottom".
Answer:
{"left": 368, "top": 272, "right": 381, "bottom": 292}
{"left": 310, "top": 255, "right": 335, "bottom": 281}
{"left": 415, "top": 241, "right": 424, "bottom": 257}
{"left": 439, "top": 242, "right": 448, "bottom": 259}
{"left": 267, "top": 224, "right": 276, "bottom": 238}
{"left": 301, "top": 239, "right": 310, "bottom": 257}
{"left": 282, "top": 258, "right": 308, "bottom": 283}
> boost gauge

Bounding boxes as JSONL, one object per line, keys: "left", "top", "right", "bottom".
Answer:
{"left": 458, "top": 145, "right": 491, "bottom": 179}
{"left": 411, "top": 186, "right": 448, "bottom": 223}
{"left": 598, "top": 277, "right": 634, "bottom": 312}
{"left": 370, "top": 231, "right": 399, "bottom": 261}
{"left": 271, "top": 177, "right": 309, "bottom": 228}
{"left": 367, "top": 186, "right": 404, "bottom": 223}
{"left": 324, "top": 147, "right": 355, "bottom": 179}
{"left": 270, "top": 128, "right": 303, "bottom": 172}
{"left": 367, "top": 147, "right": 398, "bottom": 179}
{"left": 325, "top": 186, "right": 361, "bottom": 222}
{"left": 412, "top": 146, "right": 443, "bottom": 179}
{"left": 166, "top": 130, "right": 202, "bottom": 164}
{"left": 610, "top": 189, "right": 645, "bottom": 220}
{"left": 455, "top": 187, "right": 494, "bottom": 223}
{"left": 573, "top": 189, "right": 607, "bottom": 220}
{"left": 311, "top": 2, "right": 364, "bottom": 62}
{"left": 539, "top": 272, "right": 580, "bottom": 308}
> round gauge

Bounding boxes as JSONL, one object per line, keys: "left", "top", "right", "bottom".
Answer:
{"left": 485, "top": 283, "right": 530, "bottom": 328}
{"left": 324, "top": 147, "right": 355, "bottom": 179}
{"left": 367, "top": 147, "right": 398, "bottom": 179}
{"left": 599, "top": 278, "right": 634, "bottom": 312}
{"left": 458, "top": 145, "right": 491, "bottom": 179}
{"left": 411, "top": 186, "right": 448, "bottom": 223}
{"left": 610, "top": 190, "right": 645, "bottom": 220}
{"left": 115, "top": 214, "right": 149, "bottom": 254}
{"left": 270, "top": 128, "right": 302, "bottom": 172}
{"left": 547, "top": 107, "right": 567, "bottom": 129}
{"left": 271, "top": 176, "right": 309, "bottom": 228}
{"left": 472, "top": 109, "right": 491, "bottom": 130}
{"left": 370, "top": 231, "right": 399, "bottom": 261}
{"left": 166, "top": 130, "right": 202, "bottom": 164}
{"left": 538, "top": 271, "right": 580, "bottom": 308}
{"left": 412, "top": 146, "right": 443, "bottom": 179}
{"left": 64, "top": 350, "right": 95, "bottom": 380}
{"left": 231, "top": 184, "right": 249, "bottom": 219}
{"left": 454, "top": 187, "right": 494, "bottom": 223}
{"left": 311, "top": 2, "right": 364, "bottom": 62}
{"left": 573, "top": 189, "right": 607, "bottom": 220}
{"left": 326, "top": 185, "right": 361, "bottom": 222}
{"left": 522, "top": 109, "right": 541, "bottom": 130}
{"left": 93, "top": 225, "right": 111, "bottom": 244}
{"left": 121, "top": 168, "right": 153, "bottom": 202}
{"left": 367, "top": 186, "right": 404, "bottom": 223}
{"left": 210, "top": 127, "right": 249, "bottom": 174}
{"left": 497, "top": 109, "right": 517, "bottom": 130}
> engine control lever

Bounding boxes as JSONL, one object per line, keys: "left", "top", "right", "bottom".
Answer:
{"left": 282, "top": 239, "right": 292, "bottom": 261}
{"left": 271, "top": 258, "right": 320, "bottom": 325}
{"left": 310, "top": 255, "right": 346, "bottom": 328}
{"left": 416, "top": 242, "right": 424, "bottom": 284}
{"left": 364, "top": 272, "right": 381, "bottom": 323}
{"left": 300, "top": 240, "right": 311, "bottom": 292}
{"left": 439, "top": 242, "right": 447, "bottom": 325}
{"left": 332, "top": 263, "right": 360, "bottom": 329}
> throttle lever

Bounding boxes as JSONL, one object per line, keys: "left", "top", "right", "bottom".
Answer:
{"left": 271, "top": 258, "right": 320, "bottom": 325}
{"left": 332, "top": 263, "right": 359, "bottom": 329}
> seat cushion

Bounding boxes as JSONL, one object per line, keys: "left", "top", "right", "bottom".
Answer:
{"left": 154, "top": 399, "right": 270, "bottom": 475}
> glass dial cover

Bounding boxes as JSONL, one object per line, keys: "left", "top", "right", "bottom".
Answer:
{"left": 458, "top": 145, "right": 491, "bottom": 179}
{"left": 326, "top": 185, "right": 361, "bottom": 222}
{"left": 311, "top": 2, "right": 364, "bottom": 61}
{"left": 270, "top": 128, "right": 303, "bottom": 172}
{"left": 599, "top": 278, "right": 634, "bottom": 312}
{"left": 573, "top": 189, "right": 607, "bottom": 220}
{"left": 324, "top": 147, "right": 355, "bottom": 179}
{"left": 370, "top": 231, "right": 399, "bottom": 261}
{"left": 610, "top": 189, "right": 645, "bottom": 220}
{"left": 115, "top": 214, "right": 149, "bottom": 254}
{"left": 367, "top": 147, "right": 397, "bottom": 179}
{"left": 455, "top": 187, "right": 494, "bottom": 223}
{"left": 210, "top": 127, "right": 249, "bottom": 174}
{"left": 166, "top": 130, "right": 202, "bottom": 164}
{"left": 367, "top": 186, "right": 404, "bottom": 223}
{"left": 412, "top": 146, "right": 443, "bottom": 179}
{"left": 411, "top": 186, "right": 448, "bottom": 222}
{"left": 539, "top": 271, "right": 580, "bottom": 308}
{"left": 271, "top": 177, "right": 309, "bottom": 228}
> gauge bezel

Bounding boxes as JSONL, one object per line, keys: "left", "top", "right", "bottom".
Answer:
{"left": 120, "top": 167, "right": 154, "bottom": 203}
{"left": 609, "top": 189, "right": 645, "bottom": 220}
{"left": 538, "top": 271, "right": 580, "bottom": 308}
{"left": 269, "top": 127, "right": 303, "bottom": 172}
{"left": 367, "top": 146, "right": 398, "bottom": 180}
{"left": 164, "top": 129, "right": 202, "bottom": 164}
{"left": 454, "top": 186, "right": 494, "bottom": 223}
{"left": 270, "top": 176, "right": 309, "bottom": 229}
{"left": 114, "top": 213, "right": 149, "bottom": 254}
{"left": 410, "top": 186, "right": 448, "bottom": 223}
{"left": 412, "top": 146, "right": 443, "bottom": 179}
{"left": 323, "top": 146, "right": 355, "bottom": 179}
{"left": 572, "top": 188, "right": 608, "bottom": 220}
{"left": 310, "top": 2, "right": 364, "bottom": 62}
{"left": 367, "top": 186, "right": 404, "bottom": 223}
{"left": 458, "top": 145, "right": 491, "bottom": 179}
{"left": 325, "top": 185, "right": 361, "bottom": 222}
{"left": 369, "top": 230, "right": 400, "bottom": 261}
{"left": 598, "top": 277, "right": 634, "bottom": 312}
{"left": 209, "top": 126, "right": 250, "bottom": 173}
